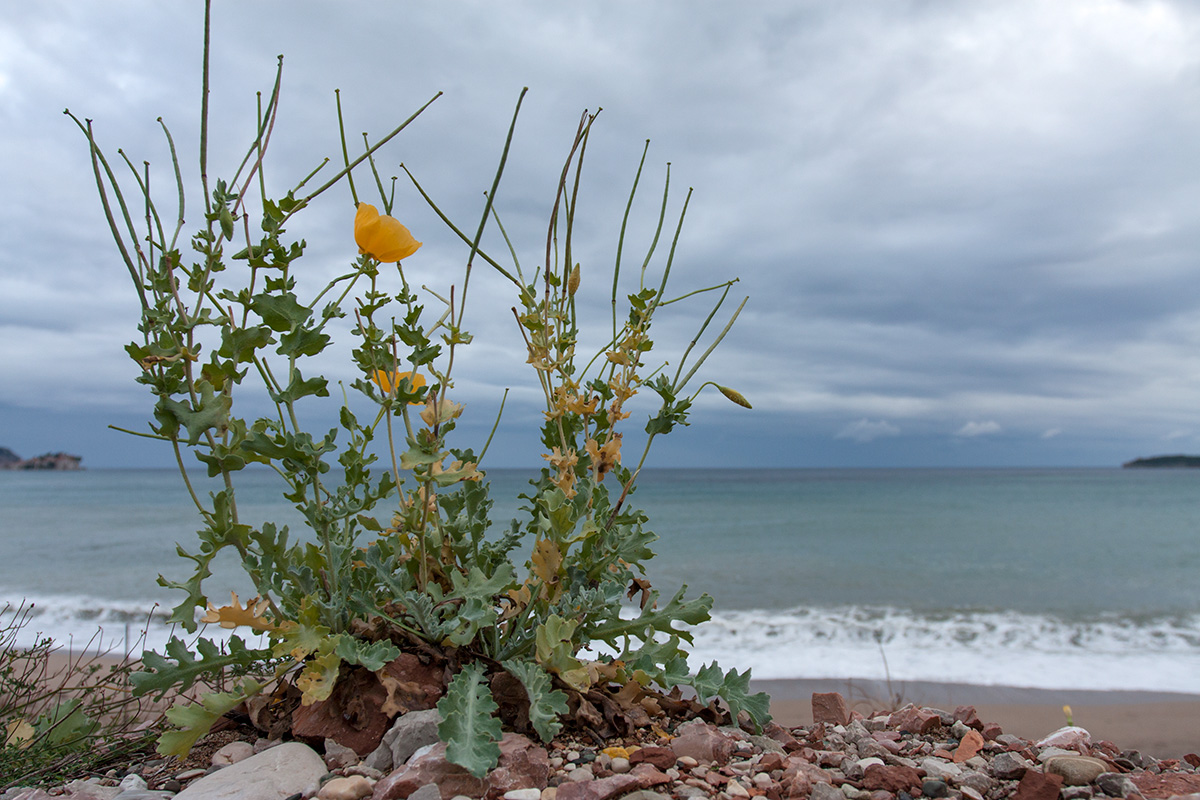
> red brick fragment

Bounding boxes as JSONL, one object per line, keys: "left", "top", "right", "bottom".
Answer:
{"left": 953, "top": 729, "right": 986, "bottom": 763}
{"left": 1130, "top": 772, "right": 1200, "bottom": 799}
{"left": 628, "top": 746, "right": 676, "bottom": 771}
{"left": 1185, "top": 753, "right": 1200, "bottom": 768}
{"left": 953, "top": 704, "right": 983, "bottom": 730}
{"left": 811, "top": 692, "right": 851, "bottom": 726}
{"left": 888, "top": 706, "right": 941, "bottom": 735}
{"left": 981, "top": 721, "right": 1003, "bottom": 740}
{"left": 861, "top": 764, "right": 922, "bottom": 793}
{"left": 1012, "top": 770, "right": 1064, "bottom": 800}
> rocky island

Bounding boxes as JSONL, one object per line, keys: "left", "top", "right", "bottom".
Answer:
{"left": 0, "top": 446, "right": 83, "bottom": 470}
{"left": 1121, "top": 454, "right": 1200, "bottom": 468}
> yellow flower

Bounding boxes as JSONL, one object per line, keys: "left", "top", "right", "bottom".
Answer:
{"left": 355, "top": 203, "right": 422, "bottom": 262}
{"left": 372, "top": 369, "right": 426, "bottom": 402}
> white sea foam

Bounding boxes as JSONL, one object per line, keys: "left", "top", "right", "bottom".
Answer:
{"left": 690, "top": 606, "right": 1200, "bottom": 693}
{"left": 7, "top": 591, "right": 1199, "bottom": 693}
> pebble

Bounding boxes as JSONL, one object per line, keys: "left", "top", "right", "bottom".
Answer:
{"left": 17, "top": 692, "right": 1200, "bottom": 800}
{"left": 503, "top": 790, "right": 542, "bottom": 800}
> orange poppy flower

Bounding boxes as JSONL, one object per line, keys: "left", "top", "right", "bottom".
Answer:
{"left": 371, "top": 369, "right": 426, "bottom": 402}
{"left": 354, "top": 203, "right": 422, "bottom": 262}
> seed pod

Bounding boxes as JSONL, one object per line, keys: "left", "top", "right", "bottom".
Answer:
{"left": 568, "top": 263, "right": 581, "bottom": 296}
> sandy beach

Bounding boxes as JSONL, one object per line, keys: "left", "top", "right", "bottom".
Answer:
{"left": 754, "top": 678, "right": 1200, "bottom": 760}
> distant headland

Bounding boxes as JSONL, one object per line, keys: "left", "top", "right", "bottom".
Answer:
{"left": 1122, "top": 454, "right": 1200, "bottom": 469}
{"left": 0, "top": 447, "right": 82, "bottom": 470}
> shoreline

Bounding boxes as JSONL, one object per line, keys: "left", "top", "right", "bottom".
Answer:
{"left": 33, "top": 652, "right": 1199, "bottom": 760}
{"left": 753, "top": 678, "right": 1200, "bottom": 759}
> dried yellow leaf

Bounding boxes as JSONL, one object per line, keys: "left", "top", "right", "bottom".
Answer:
{"left": 200, "top": 591, "right": 276, "bottom": 631}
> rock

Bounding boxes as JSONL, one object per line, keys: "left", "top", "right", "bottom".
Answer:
{"left": 1044, "top": 755, "right": 1111, "bottom": 786}
{"left": 319, "top": 776, "right": 376, "bottom": 800}
{"left": 955, "top": 771, "right": 996, "bottom": 797}
{"left": 810, "top": 784, "right": 843, "bottom": 800}
{"left": 298, "top": 656, "right": 443, "bottom": 757}
{"left": 628, "top": 746, "right": 676, "bottom": 771}
{"left": 747, "top": 734, "right": 786, "bottom": 755}
{"left": 888, "top": 707, "right": 941, "bottom": 735}
{"left": 111, "top": 791, "right": 173, "bottom": 800}
{"left": 367, "top": 708, "right": 444, "bottom": 773}
{"left": 1036, "top": 726, "right": 1092, "bottom": 751}
{"left": 1131, "top": 773, "right": 1200, "bottom": 798}
{"left": 615, "top": 793, "right": 669, "bottom": 800}
{"left": 119, "top": 775, "right": 148, "bottom": 791}
{"left": 954, "top": 706, "right": 983, "bottom": 730}
{"left": 953, "top": 729, "right": 986, "bottom": 763}
{"left": 989, "top": 751, "right": 1034, "bottom": 780}
{"left": 1096, "top": 772, "right": 1138, "bottom": 798}
{"left": 669, "top": 720, "right": 735, "bottom": 765}
{"left": 922, "top": 779, "right": 951, "bottom": 798}
{"left": 503, "top": 791, "right": 542, "bottom": 800}
{"left": 6, "top": 792, "right": 55, "bottom": 800}
{"left": 1061, "top": 787, "right": 1094, "bottom": 800}
{"left": 553, "top": 774, "right": 640, "bottom": 800}
{"left": 844, "top": 757, "right": 884, "bottom": 781}
{"left": 211, "top": 741, "right": 255, "bottom": 766}
{"left": 811, "top": 693, "right": 851, "bottom": 726}
{"left": 174, "top": 742, "right": 327, "bottom": 800}
{"left": 326, "top": 738, "right": 364, "bottom": 769}
{"left": 408, "top": 785, "right": 442, "bottom": 800}
{"left": 724, "top": 780, "right": 750, "bottom": 798}
{"left": 920, "top": 758, "right": 962, "bottom": 782}
{"left": 861, "top": 764, "right": 922, "bottom": 793}
{"left": 1012, "top": 770, "right": 1064, "bottom": 800}
{"left": 60, "top": 780, "right": 121, "bottom": 800}
{"left": 372, "top": 732, "right": 548, "bottom": 800}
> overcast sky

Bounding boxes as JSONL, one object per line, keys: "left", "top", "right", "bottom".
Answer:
{"left": 3, "top": 1, "right": 1200, "bottom": 469}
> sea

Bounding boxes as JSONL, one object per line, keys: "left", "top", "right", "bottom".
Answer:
{"left": 2, "top": 467, "right": 1198, "bottom": 695}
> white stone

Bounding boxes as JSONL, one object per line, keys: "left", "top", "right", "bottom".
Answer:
{"left": 211, "top": 741, "right": 255, "bottom": 766}
{"left": 317, "top": 776, "right": 375, "bottom": 800}
{"left": 503, "top": 790, "right": 542, "bottom": 800}
{"left": 1036, "top": 726, "right": 1092, "bottom": 750}
{"left": 725, "top": 780, "right": 751, "bottom": 798}
{"left": 566, "top": 767, "right": 593, "bottom": 783}
{"left": 540, "top": 789, "right": 557, "bottom": 800}
{"left": 610, "top": 757, "right": 631, "bottom": 774}
{"left": 921, "top": 758, "right": 963, "bottom": 781}
{"left": 119, "top": 775, "right": 148, "bottom": 791}
{"left": 175, "top": 742, "right": 327, "bottom": 800}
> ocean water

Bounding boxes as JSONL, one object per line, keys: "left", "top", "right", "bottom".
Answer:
{"left": 2, "top": 467, "right": 1198, "bottom": 693}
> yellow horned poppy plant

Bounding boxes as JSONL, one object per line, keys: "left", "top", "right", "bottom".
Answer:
{"left": 371, "top": 369, "right": 426, "bottom": 402}
{"left": 355, "top": 203, "right": 422, "bottom": 262}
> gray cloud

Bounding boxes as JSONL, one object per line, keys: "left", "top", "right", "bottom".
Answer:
{"left": 4, "top": 1, "right": 1200, "bottom": 466}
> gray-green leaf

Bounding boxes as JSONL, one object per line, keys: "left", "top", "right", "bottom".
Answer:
{"left": 500, "top": 659, "right": 568, "bottom": 743}
{"left": 437, "top": 662, "right": 503, "bottom": 777}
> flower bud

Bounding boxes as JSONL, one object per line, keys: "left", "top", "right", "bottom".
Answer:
{"left": 717, "top": 385, "right": 752, "bottom": 408}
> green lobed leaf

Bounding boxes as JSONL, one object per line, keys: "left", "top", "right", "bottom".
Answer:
{"left": 437, "top": 662, "right": 503, "bottom": 778}
{"left": 688, "top": 662, "right": 772, "bottom": 733}
{"left": 334, "top": 635, "right": 401, "bottom": 672}
{"left": 500, "top": 660, "right": 568, "bottom": 743}
{"left": 157, "top": 679, "right": 263, "bottom": 758}
{"left": 132, "top": 636, "right": 270, "bottom": 699}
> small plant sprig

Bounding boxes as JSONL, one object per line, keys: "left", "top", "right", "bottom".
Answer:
{"left": 72, "top": 1, "right": 761, "bottom": 776}
{"left": 0, "top": 603, "right": 169, "bottom": 789}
